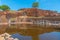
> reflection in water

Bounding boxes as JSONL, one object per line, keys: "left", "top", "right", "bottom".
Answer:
{"left": 40, "top": 32, "right": 60, "bottom": 40}
{"left": 0, "top": 24, "right": 60, "bottom": 40}
{"left": 11, "top": 32, "right": 60, "bottom": 40}
{"left": 11, "top": 33, "right": 32, "bottom": 40}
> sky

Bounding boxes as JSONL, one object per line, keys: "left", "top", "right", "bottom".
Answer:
{"left": 0, "top": 0, "right": 60, "bottom": 12}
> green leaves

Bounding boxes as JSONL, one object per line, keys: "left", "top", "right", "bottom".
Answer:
{"left": 32, "top": 2, "right": 39, "bottom": 8}
{"left": 0, "top": 5, "right": 10, "bottom": 11}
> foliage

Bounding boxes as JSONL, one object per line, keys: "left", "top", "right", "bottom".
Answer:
{"left": 32, "top": 2, "right": 39, "bottom": 8}
{"left": 0, "top": 5, "right": 10, "bottom": 11}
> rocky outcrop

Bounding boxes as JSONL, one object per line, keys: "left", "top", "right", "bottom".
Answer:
{"left": 0, "top": 8, "right": 60, "bottom": 23}
{"left": 18, "top": 8, "right": 60, "bottom": 17}
{"left": 0, "top": 8, "right": 60, "bottom": 17}
{"left": 0, "top": 33, "right": 19, "bottom": 40}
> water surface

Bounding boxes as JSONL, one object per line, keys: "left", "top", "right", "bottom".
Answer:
{"left": 0, "top": 24, "right": 60, "bottom": 40}
{"left": 11, "top": 32, "right": 60, "bottom": 40}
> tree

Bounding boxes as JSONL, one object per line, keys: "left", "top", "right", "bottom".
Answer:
{"left": 32, "top": 2, "right": 39, "bottom": 8}
{"left": 32, "top": 2, "right": 39, "bottom": 17}
{"left": 0, "top": 5, "right": 11, "bottom": 26}
{"left": 0, "top": 5, "right": 10, "bottom": 11}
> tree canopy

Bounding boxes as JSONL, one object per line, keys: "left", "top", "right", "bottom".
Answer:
{"left": 32, "top": 2, "right": 39, "bottom": 8}
{"left": 0, "top": 5, "right": 10, "bottom": 11}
